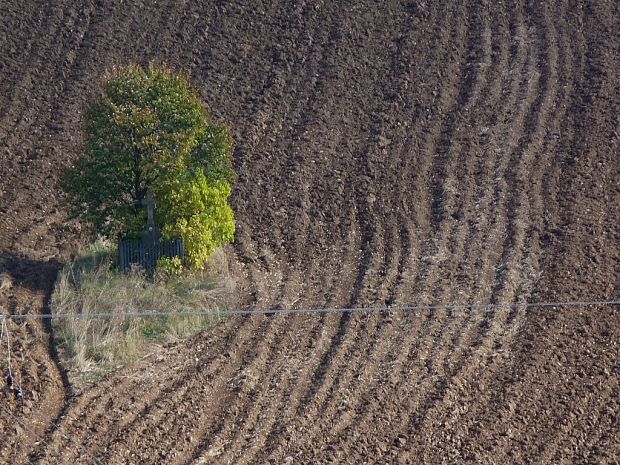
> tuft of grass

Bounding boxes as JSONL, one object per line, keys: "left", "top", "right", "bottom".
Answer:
{"left": 51, "top": 239, "right": 230, "bottom": 383}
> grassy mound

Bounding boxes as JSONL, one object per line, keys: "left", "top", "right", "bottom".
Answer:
{"left": 51, "top": 240, "right": 229, "bottom": 382}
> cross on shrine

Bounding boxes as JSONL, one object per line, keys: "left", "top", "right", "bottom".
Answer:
{"left": 142, "top": 195, "right": 157, "bottom": 233}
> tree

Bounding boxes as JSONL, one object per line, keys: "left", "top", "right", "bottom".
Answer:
{"left": 62, "top": 64, "right": 235, "bottom": 269}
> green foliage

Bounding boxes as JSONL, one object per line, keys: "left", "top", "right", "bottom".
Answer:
{"left": 156, "top": 256, "right": 184, "bottom": 278}
{"left": 62, "top": 64, "right": 235, "bottom": 268}
{"left": 156, "top": 170, "right": 235, "bottom": 269}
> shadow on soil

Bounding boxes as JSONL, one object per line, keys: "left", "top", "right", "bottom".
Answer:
{"left": 0, "top": 250, "right": 72, "bottom": 412}
{"left": 0, "top": 251, "right": 62, "bottom": 296}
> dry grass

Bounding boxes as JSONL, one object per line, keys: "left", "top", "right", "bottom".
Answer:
{"left": 51, "top": 240, "right": 230, "bottom": 382}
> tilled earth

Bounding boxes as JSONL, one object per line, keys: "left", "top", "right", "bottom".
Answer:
{"left": 0, "top": 1, "right": 619, "bottom": 464}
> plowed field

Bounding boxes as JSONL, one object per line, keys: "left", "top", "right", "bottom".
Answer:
{"left": 1, "top": 1, "right": 619, "bottom": 464}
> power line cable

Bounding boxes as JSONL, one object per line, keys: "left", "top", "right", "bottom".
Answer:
{"left": 2, "top": 319, "right": 13, "bottom": 379}
{"left": 1, "top": 319, "right": 10, "bottom": 391}
{"left": 0, "top": 299, "right": 618, "bottom": 321}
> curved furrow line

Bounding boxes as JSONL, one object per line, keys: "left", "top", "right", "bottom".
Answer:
{"left": 384, "top": 1, "right": 460, "bottom": 305}
{"left": 0, "top": 0, "right": 60, "bottom": 146}
{"left": 32, "top": 370, "right": 171, "bottom": 463}
{"left": 240, "top": 3, "right": 459, "bottom": 450}
{"left": 35, "top": 309, "right": 214, "bottom": 459}
{"left": 35, "top": 316, "right": 255, "bottom": 464}
{"left": 110, "top": 318, "right": 303, "bottom": 465}
{"left": 484, "top": 0, "right": 557, "bottom": 308}
{"left": 79, "top": 350, "right": 239, "bottom": 465}
{"left": 241, "top": 313, "right": 345, "bottom": 463}
{"left": 493, "top": 0, "right": 563, "bottom": 313}
{"left": 379, "top": 188, "right": 509, "bottom": 460}
{"left": 335, "top": 2, "right": 421, "bottom": 311}
{"left": 352, "top": 0, "right": 457, "bottom": 310}
{"left": 480, "top": 0, "right": 562, "bottom": 345}
{"left": 426, "top": 1, "right": 489, "bottom": 230}
{"left": 309, "top": 3, "right": 499, "bottom": 456}
{"left": 492, "top": 0, "right": 573, "bottom": 398}
{"left": 245, "top": 187, "right": 385, "bottom": 454}
{"left": 178, "top": 315, "right": 325, "bottom": 463}
{"left": 284, "top": 30, "right": 468, "bottom": 452}
{"left": 313, "top": 307, "right": 434, "bottom": 459}
{"left": 301, "top": 310, "right": 404, "bottom": 448}
{"left": 389, "top": 220, "right": 421, "bottom": 306}
{"left": 421, "top": 3, "right": 571, "bottom": 460}
{"left": 179, "top": 313, "right": 299, "bottom": 464}
{"left": 365, "top": 254, "right": 494, "bottom": 456}
{"left": 394, "top": 287, "right": 509, "bottom": 460}
{"left": 102, "top": 315, "right": 284, "bottom": 464}
{"left": 172, "top": 321, "right": 319, "bottom": 465}
{"left": 280, "top": 310, "right": 381, "bottom": 443}
{"left": 489, "top": 26, "right": 551, "bottom": 307}
{"left": 218, "top": 314, "right": 341, "bottom": 465}
{"left": 359, "top": 5, "right": 435, "bottom": 308}
{"left": 442, "top": 0, "right": 536, "bottom": 344}
{"left": 232, "top": 1, "right": 344, "bottom": 308}
{"left": 206, "top": 312, "right": 331, "bottom": 464}
{"left": 289, "top": 311, "right": 387, "bottom": 445}
{"left": 31, "top": 382, "right": 127, "bottom": 463}
{"left": 467, "top": 1, "right": 530, "bottom": 293}
{"left": 391, "top": 4, "right": 536, "bottom": 461}
{"left": 340, "top": 308, "right": 459, "bottom": 462}
{"left": 493, "top": 5, "right": 614, "bottom": 460}
{"left": 408, "top": 0, "right": 480, "bottom": 308}
{"left": 440, "top": 2, "right": 518, "bottom": 306}
{"left": 340, "top": 13, "right": 512, "bottom": 398}
{"left": 288, "top": 308, "right": 428, "bottom": 458}
{"left": 155, "top": 316, "right": 294, "bottom": 465}
{"left": 0, "top": 1, "right": 46, "bottom": 115}
{"left": 464, "top": 0, "right": 562, "bottom": 386}
{"left": 378, "top": 0, "right": 498, "bottom": 433}
{"left": 394, "top": 307, "right": 500, "bottom": 463}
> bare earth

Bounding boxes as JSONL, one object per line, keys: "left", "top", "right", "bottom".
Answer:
{"left": 0, "top": 1, "right": 618, "bottom": 464}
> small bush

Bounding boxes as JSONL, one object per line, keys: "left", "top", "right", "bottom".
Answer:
{"left": 156, "top": 256, "right": 184, "bottom": 278}
{"left": 51, "top": 240, "right": 229, "bottom": 383}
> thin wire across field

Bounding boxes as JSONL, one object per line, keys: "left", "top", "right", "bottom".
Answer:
{"left": 1, "top": 299, "right": 618, "bottom": 321}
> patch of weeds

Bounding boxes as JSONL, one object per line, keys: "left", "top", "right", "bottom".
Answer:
{"left": 51, "top": 239, "right": 231, "bottom": 384}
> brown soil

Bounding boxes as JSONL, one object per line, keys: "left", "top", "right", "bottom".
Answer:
{"left": 1, "top": 0, "right": 618, "bottom": 464}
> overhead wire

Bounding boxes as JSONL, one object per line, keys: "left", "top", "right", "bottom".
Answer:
{"left": 0, "top": 298, "right": 618, "bottom": 321}
{"left": 2, "top": 318, "right": 13, "bottom": 380}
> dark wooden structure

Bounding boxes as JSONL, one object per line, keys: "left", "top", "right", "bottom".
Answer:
{"left": 119, "top": 237, "right": 184, "bottom": 272}
{"left": 118, "top": 194, "right": 184, "bottom": 272}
